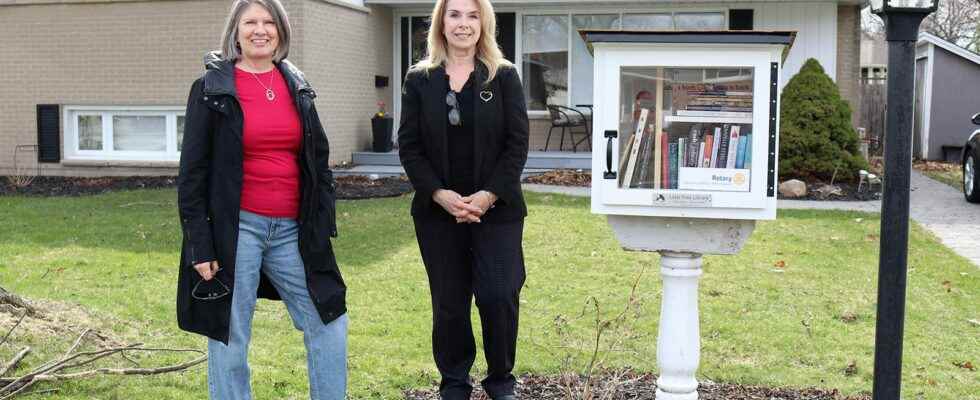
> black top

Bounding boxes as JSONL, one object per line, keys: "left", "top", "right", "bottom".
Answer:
{"left": 446, "top": 71, "right": 477, "bottom": 195}
{"left": 398, "top": 64, "right": 530, "bottom": 223}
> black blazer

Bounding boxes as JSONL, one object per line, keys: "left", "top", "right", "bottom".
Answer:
{"left": 176, "top": 53, "right": 345, "bottom": 344}
{"left": 398, "top": 63, "right": 529, "bottom": 223}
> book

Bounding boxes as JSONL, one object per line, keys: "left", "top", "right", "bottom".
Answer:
{"left": 668, "top": 142, "right": 679, "bottom": 189}
{"left": 726, "top": 125, "right": 741, "bottom": 169}
{"left": 686, "top": 125, "right": 702, "bottom": 168}
{"left": 709, "top": 126, "right": 721, "bottom": 168}
{"left": 697, "top": 142, "right": 706, "bottom": 168}
{"left": 735, "top": 134, "right": 749, "bottom": 169}
{"left": 743, "top": 134, "right": 753, "bottom": 167}
{"left": 675, "top": 110, "right": 753, "bottom": 118}
{"left": 653, "top": 130, "right": 664, "bottom": 189}
{"left": 618, "top": 133, "right": 634, "bottom": 186}
{"left": 701, "top": 135, "right": 713, "bottom": 168}
{"left": 660, "top": 132, "right": 669, "bottom": 189}
{"left": 678, "top": 137, "right": 687, "bottom": 169}
{"left": 622, "top": 108, "right": 649, "bottom": 187}
{"left": 716, "top": 124, "right": 730, "bottom": 168}
{"left": 635, "top": 126, "right": 656, "bottom": 188}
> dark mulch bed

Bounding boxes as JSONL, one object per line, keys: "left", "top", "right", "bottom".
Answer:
{"left": 523, "top": 170, "right": 591, "bottom": 187}
{"left": 776, "top": 181, "right": 881, "bottom": 202}
{"left": 404, "top": 370, "right": 870, "bottom": 400}
{"left": 0, "top": 175, "right": 413, "bottom": 200}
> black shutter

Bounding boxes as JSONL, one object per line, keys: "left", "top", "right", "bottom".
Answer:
{"left": 400, "top": 17, "right": 410, "bottom": 81}
{"left": 36, "top": 104, "right": 60, "bottom": 163}
{"left": 729, "top": 9, "right": 754, "bottom": 31}
{"left": 495, "top": 12, "right": 516, "bottom": 63}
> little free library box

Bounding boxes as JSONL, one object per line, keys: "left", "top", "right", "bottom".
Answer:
{"left": 584, "top": 30, "right": 796, "bottom": 221}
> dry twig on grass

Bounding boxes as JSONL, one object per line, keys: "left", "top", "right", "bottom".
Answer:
{"left": 0, "top": 295, "right": 206, "bottom": 399}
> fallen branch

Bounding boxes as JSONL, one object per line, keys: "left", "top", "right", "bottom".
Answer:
{"left": 0, "top": 348, "right": 30, "bottom": 377}
{"left": 0, "top": 312, "right": 27, "bottom": 347}
{"left": 0, "top": 288, "right": 36, "bottom": 317}
{"left": 0, "top": 328, "right": 206, "bottom": 399}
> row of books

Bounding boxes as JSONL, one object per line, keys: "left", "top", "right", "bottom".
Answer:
{"left": 619, "top": 110, "right": 753, "bottom": 189}
{"left": 671, "top": 83, "right": 754, "bottom": 117}
{"left": 684, "top": 124, "right": 752, "bottom": 170}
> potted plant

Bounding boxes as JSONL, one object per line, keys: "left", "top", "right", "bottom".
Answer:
{"left": 371, "top": 100, "right": 393, "bottom": 152}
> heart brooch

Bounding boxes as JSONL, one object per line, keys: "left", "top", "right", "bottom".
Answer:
{"left": 480, "top": 90, "right": 493, "bottom": 103}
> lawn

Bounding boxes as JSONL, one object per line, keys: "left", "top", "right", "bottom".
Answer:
{"left": 0, "top": 190, "right": 977, "bottom": 399}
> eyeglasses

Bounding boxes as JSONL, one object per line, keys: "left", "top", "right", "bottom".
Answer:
{"left": 192, "top": 272, "right": 230, "bottom": 301}
{"left": 446, "top": 91, "right": 461, "bottom": 126}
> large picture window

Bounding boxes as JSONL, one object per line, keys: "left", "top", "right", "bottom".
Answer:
{"left": 64, "top": 107, "right": 185, "bottom": 161}
{"left": 522, "top": 10, "right": 726, "bottom": 112}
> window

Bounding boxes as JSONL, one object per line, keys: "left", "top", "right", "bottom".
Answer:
{"left": 522, "top": 11, "right": 726, "bottom": 111}
{"left": 522, "top": 15, "right": 569, "bottom": 111}
{"left": 64, "top": 107, "right": 185, "bottom": 161}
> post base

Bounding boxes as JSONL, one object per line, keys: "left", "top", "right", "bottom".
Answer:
{"left": 656, "top": 388, "right": 698, "bottom": 400}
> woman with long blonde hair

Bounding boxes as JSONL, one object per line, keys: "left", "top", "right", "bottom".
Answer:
{"left": 398, "top": 0, "right": 529, "bottom": 398}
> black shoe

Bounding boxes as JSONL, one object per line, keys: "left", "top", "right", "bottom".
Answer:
{"left": 493, "top": 396, "right": 517, "bottom": 400}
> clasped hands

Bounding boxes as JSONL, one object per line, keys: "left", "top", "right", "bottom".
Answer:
{"left": 432, "top": 189, "right": 497, "bottom": 223}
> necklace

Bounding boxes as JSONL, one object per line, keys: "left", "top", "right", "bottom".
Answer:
{"left": 248, "top": 70, "right": 276, "bottom": 101}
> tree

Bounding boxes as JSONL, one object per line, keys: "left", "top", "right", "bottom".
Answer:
{"left": 779, "top": 58, "right": 868, "bottom": 183}
{"left": 862, "top": 0, "right": 980, "bottom": 50}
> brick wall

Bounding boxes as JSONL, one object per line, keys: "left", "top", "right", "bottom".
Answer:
{"left": 0, "top": 0, "right": 391, "bottom": 176}
{"left": 836, "top": 4, "right": 862, "bottom": 127}
{"left": 302, "top": 0, "right": 393, "bottom": 163}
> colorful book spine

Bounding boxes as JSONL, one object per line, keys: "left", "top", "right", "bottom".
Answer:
{"left": 653, "top": 131, "right": 664, "bottom": 189}
{"left": 717, "top": 124, "right": 731, "bottom": 168}
{"left": 686, "top": 125, "right": 701, "bottom": 168}
{"left": 636, "top": 128, "right": 656, "bottom": 188}
{"left": 668, "top": 142, "right": 679, "bottom": 189}
{"left": 709, "top": 127, "right": 721, "bottom": 168}
{"left": 660, "top": 132, "right": 669, "bottom": 189}
{"left": 678, "top": 137, "right": 687, "bottom": 169}
{"left": 701, "top": 135, "right": 713, "bottom": 168}
{"left": 622, "top": 108, "right": 649, "bottom": 187}
{"left": 697, "top": 142, "right": 706, "bottom": 168}
{"left": 726, "top": 125, "right": 741, "bottom": 169}
{"left": 735, "top": 135, "right": 748, "bottom": 169}
{"left": 743, "top": 134, "right": 752, "bottom": 167}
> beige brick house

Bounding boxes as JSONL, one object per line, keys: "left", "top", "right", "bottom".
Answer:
{"left": 0, "top": 0, "right": 863, "bottom": 177}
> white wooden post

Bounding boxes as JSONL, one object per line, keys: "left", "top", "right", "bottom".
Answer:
{"left": 655, "top": 251, "right": 703, "bottom": 400}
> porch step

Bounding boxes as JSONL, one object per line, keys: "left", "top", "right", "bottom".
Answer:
{"left": 351, "top": 150, "right": 591, "bottom": 170}
{"left": 334, "top": 164, "right": 555, "bottom": 179}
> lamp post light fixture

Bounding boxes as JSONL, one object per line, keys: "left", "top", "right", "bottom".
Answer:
{"left": 868, "top": 1, "right": 936, "bottom": 400}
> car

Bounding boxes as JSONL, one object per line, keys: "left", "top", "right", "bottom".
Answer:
{"left": 964, "top": 112, "right": 980, "bottom": 203}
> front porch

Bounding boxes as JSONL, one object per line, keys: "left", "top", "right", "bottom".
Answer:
{"left": 336, "top": 150, "right": 591, "bottom": 178}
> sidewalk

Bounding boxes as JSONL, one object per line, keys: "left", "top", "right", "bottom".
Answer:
{"left": 523, "top": 170, "right": 980, "bottom": 267}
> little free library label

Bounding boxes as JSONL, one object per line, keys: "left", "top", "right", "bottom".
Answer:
{"left": 652, "top": 192, "right": 713, "bottom": 207}
{"left": 677, "top": 168, "right": 751, "bottom": 192}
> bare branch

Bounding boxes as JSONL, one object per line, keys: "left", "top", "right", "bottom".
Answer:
{"left": 0, "top": 312, "right": 27, "bottom": 348}
{"left": 0, "top": 348, "right": 30, "bottom": 378}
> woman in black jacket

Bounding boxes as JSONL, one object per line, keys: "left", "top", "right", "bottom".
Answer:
{"left": 398, "top": 0, "right": 529, "bottom": 398}
{"left": 176, "top": 1, "right": 346, "bottom": 399}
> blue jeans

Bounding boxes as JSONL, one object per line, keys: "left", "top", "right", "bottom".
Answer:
{"left": 208, "top": 210, "right": 348, "bottom": 400}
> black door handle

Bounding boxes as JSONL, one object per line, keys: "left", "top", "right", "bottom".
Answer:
{"left": 604, "top": 130, "right": 617, "bottom": 179}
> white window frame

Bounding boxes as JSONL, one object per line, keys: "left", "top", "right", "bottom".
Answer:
{"left": 391, "top": 5, "right": 729, "bottom": 121}
{"left": 63, "top": 106, "right": 185, "bottom": 162}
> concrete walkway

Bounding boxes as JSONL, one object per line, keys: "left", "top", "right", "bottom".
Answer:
{"left": 523, "top": 170, "right": 980, "bottom": 267}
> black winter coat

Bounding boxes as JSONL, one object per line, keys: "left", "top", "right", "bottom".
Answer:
{"left": 176, "top": 54, "right": 344, "bottom": 344}
{"left": 398, "top": 63, "right": 529, "bottom": 223}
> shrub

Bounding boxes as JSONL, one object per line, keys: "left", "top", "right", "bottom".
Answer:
{"left": 779, "top": 58, "right": 868, "bottom": 183}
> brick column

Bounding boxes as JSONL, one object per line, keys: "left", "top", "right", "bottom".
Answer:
{"left": 837, "top": 4, "right": 862, "bottom": 127}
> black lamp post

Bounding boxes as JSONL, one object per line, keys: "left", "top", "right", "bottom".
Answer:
{"left": 868, "top": 1, "right": 937, "bottom": 399}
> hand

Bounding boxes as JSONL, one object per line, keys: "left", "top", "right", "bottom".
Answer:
{"left": 194, "top": 261, "right": 220, "bottom": 281}
{"left": 458, "top": 191, "right": 497, "bottom": 223}
{"left": 433, "top": 189, "right": 483, "bottom": 223}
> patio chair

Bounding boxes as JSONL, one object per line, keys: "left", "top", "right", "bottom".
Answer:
{"left": 543, "top": 104, "right": 591, "bottom": 152}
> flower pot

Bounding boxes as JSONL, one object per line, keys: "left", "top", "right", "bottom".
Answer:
{"left": 371, "top": 116, "right": 393, "bottom": 152}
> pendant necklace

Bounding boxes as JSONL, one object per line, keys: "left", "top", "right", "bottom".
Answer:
{"left": 249, "top": 69, "right": 276, "bottom": 101}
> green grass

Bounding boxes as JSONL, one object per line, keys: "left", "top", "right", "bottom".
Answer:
{"left": 0, "top": 190, "right": 977, "bottom": 399}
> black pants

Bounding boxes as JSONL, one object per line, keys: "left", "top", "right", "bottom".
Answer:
{"left": 414, "top": 217, "right": 526, "bottom": 399}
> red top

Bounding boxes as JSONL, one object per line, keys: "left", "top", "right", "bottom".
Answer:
{"left": 235, "top": 67, "right": 302, "bottom": 219}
